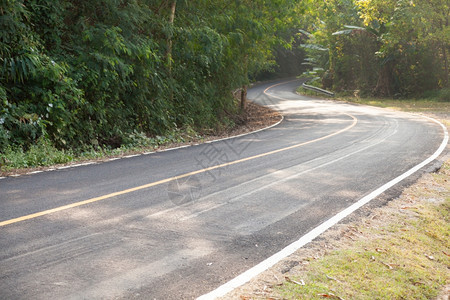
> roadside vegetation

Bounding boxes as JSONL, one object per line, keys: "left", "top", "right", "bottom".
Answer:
{"left": 0, "top": 102, "right": 281, "bottom": 174}
{"left": 274, "top": 161, "right": 449, "bottom": 300}
{"left": 297, "top": 86, "right": 450, "bottom": 116}
{"left": 297, "top": 0, "right": 448, "bottom": 99}
{"left": 0, "top": 124, "right": 201, "bottom": 172}
{"left": 335, "top": 92, "right": 450, "bottom": 118}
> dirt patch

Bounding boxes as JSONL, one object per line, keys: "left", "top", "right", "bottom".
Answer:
{"left": 203, "top": 101, "right": 283, "bottom": 139}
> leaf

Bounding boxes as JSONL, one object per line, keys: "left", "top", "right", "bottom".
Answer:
{"left": 285, "top": 276, "right": 305, "bottom": 286}
{"left": 300, "top": 44, "right": 328, "bottom": 51}
{"left": 326, "top": 275, "right": 340, "bottom": 282}
{"left": 381, "top": 262, "right": 395, "bottom": 269}
{"left": 332, "top": 29, "right": 353, "bottom": 36}
{"left": 343, "top": 25, "right": 366, "bottom": 30}
{"left": 318, "top": 293, "right": 345, "bottom": 300}
{"left": 298, "top": 29, "right": 312, "bottom": 37}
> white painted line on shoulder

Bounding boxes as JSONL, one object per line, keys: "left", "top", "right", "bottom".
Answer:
{"left": 197, "top": 116, "right": 448, "bottom": 300}
{"left": 69, "top": 164, "right": 85, "bottom": 167}
{"left": 158, "top": 145, "right": 191, "bottom": 152}
{"left": 204, "top": 116, "right": 284, "bottom": 145}
{"left": 57, "top": 166, "right": 72, "bottom": 170}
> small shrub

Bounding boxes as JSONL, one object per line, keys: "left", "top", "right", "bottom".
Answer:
{"left": 1, "top": 138, "right": 73, "bottom": 171}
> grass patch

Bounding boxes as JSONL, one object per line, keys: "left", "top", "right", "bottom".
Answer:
{"left": 336, "top": 96, "right": 450, "bottom": 115}
{"left": 0, "top": 127, "right": 203, "bottom": 174}
{"left": 296, "top": 86, "right": 450, "bottom": 115}
{"left": 274, "top": 162, "right": 450, "bottom": 300}
{"left": 1, "top": 138, "right": 74, "bottom": 170}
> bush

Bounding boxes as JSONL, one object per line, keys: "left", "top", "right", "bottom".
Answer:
{"left": 1, "top": 138, "right": 73, "bottom": 171}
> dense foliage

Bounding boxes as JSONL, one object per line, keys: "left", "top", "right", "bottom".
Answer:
{"left": 0, "top": 0, "right": 302, "bottom": 153}
{"left": 299, "top": 0, "right": 449, "bottom": 98}
{"left": 1, "top": 0, "right": 448, "bottom": 159}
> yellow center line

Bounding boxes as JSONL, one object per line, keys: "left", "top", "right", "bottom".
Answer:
{"left": 0, "top": 81, "right": 357, "bottom": 227}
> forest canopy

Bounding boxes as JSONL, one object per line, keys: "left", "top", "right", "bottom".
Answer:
{"left": 0, "top": 0, "right": 303, "bottom": 153}
{"left": 298, "top": 0, "right": 449, "bottom": 97}
{"left": 0, "top": 0, "right": 448, "bottom": 155}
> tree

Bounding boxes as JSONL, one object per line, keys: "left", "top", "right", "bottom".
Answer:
{"left": 298, "top": 0, "right": 449, "bottom": 97}
{"left": 0, "top": 0, "right": 305, "bottom": 153}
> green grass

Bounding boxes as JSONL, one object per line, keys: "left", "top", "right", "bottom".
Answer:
{"left": 336, "top": 96, "right": 450, "bottom": 114}
{"left": 275, "top": 162, "right": 450, "bottom": 300}
{"left": 1, "top": 138, "right": 75, "bottom": 171}
{"left": 0, "top": 127, "right": 203, "bottom": 173}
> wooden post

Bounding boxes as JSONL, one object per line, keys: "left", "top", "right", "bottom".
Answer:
{"left": 240, "top": 85, "right": 247, "bottom": 111}
{"left": 240, "top": 55, "right": 248, "bottom": 111}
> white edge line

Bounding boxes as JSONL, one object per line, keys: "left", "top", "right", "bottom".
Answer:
{"left": 197, "top": 116, "right": 448, "bottom": 300}
{"left": 69, "top": 162, "right": 96, "bottom": 168}
{"left": 0, "top": 114, "right": 284, "bottom": 180}
{"left": 57, "top": 165, "right": 73, "bottom": 170}
{"left": 157, "top": 144, "right": 191, "bottom": 152}
{"left": 205, "top": 116, "right": 284, "bottom": 144}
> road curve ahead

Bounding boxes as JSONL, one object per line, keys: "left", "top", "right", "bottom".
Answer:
{"left": 0, "top": 80, "right": 446, "bottom": 299}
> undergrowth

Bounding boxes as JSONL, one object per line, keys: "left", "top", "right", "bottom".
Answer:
{"left": 0, "top": 126, "right": 204, "bottom": 173}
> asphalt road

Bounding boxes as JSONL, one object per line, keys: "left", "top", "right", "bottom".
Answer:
{"left": 0, "top": 79, "right": 446, "bottom": 299}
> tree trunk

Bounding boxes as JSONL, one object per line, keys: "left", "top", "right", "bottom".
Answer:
{"left": 374, "top": 63, "right": 392, "bottom": 97}
{"left": 240, "top": 85, "right": 247, "bottom": 111}
{"left": 167, "top": 0, "right": 176, "bottom": 102}
{"left": 240, "top": 54, "right": 249, "bottom": 111}
{"left": 166, "top": 0, "right": 176, "bottom": 71}
{"left": 442, "top": 42, "right": 448, "bottom": 87}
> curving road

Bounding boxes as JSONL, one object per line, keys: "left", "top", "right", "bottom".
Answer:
{"left": 0, "top": 79, "right": 446, "bottom": 299}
